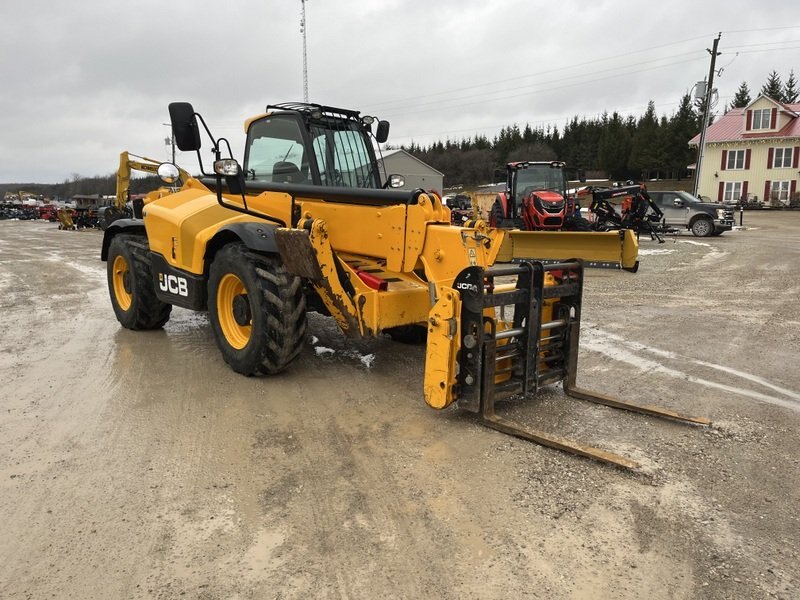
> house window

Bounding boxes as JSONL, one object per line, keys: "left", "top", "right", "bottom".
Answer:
{"left": 771, "top": 181, "right": 791, "bottom": 204}
{"left": 723, "top": 182, "right": 742, "bottom": 203}
{"left": 726, "top": 149, "right": 746, "bottom": 170}
{"left": 751, "top": 108, "right": 772, "bottom": 130}
{"left": 773, "top": 147, "right": 793, "bottom": 168}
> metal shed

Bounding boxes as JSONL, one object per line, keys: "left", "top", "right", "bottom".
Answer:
{"left": 376, "top": 149, "right": 444, "bottom": 195}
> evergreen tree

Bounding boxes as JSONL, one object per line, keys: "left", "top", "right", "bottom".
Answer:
{"left": 665, "top": 94, "right": 701, "bottom": 180}
{"left": 731, "top": 81, "right": 752, "bottom": 108}
{"left": 784, "top": 69, "right": 799, "bottom": 103}
{"left": 597, "top": 112, "right": 631, "bottom": 179}
{"left": 628, "top": 101, "right": 660, "bottom": 180}
{"left": 761, "top": 70, "right": 784, "bottom": 102}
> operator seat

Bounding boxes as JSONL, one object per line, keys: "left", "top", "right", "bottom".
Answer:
{"left": 272, "top": 161, "right": 303, "bottom": 183}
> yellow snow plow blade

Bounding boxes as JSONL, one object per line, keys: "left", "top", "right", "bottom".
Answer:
{"left": 492, "top": 229, "right": 639, "bottom": 272}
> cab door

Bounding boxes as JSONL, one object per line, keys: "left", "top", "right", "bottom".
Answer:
{"left": 656, "top": 192, "right": 689, "bottom": 227}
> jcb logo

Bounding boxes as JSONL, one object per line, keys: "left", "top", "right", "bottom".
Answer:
{"left": 159, "top": 273, "right": 188, "bottom": 297}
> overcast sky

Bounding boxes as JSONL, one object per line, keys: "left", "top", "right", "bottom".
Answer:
{"left": 1, "top": 0, "right": 798, "bottom": 184}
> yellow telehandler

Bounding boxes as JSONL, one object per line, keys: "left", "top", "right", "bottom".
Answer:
{"left": 100, "top": 102, "right": 708, "bottom": 469}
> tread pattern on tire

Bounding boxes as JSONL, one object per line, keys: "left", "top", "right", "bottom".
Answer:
{"left": 210, "top": 244, "right": 307, "bottom": 375}
{"left": 109, "top": 234, "right": 172, "bottom": 330}
{"left": 489, "top": 199, "right": 504, "bottom": 227}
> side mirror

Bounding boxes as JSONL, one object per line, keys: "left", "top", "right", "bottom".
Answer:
{"left": 578, "top": 169, "right": 587, "bottom": 183}
{"left": 672, "top": 199, "right": 683, "bottom": 207}
{"left": 375, "top": 120, "right": 390, "bottom": 143}
{"left": 157, "top": 163, "right": 181, "bottom": 184}
{"left": 168, "top": 102, "right": 202, "bottom": 151}
{"left": 493, "top": 167, "right": 505, "bottom": 183}
{"left": 386, "top": 174, "right": 404, "bottom": 188}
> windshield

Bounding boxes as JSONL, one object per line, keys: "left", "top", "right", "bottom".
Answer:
{"left": 309, "top": 120, "right": 379, "bottom": 188}
{"left": 514, "top": 165, "right": 566, "bottom": 196}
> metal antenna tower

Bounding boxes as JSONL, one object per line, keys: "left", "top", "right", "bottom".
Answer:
{"left": 300, "top": 0, "right": 309, "bottom": 102}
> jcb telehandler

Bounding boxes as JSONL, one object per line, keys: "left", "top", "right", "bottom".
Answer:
{"left": 101, "top": 102, "right": 708, "bottom": 470}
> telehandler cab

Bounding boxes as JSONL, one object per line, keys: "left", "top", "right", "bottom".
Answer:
{"left": 101, "top": 101, "right": 709, "bottom": 470}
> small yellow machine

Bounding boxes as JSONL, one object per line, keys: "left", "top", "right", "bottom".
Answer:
{"left": 56, "top": 208, "right": 76, "bottom": 230}
{"left": 101, "top": 102, "right": 707, "bottom": 469}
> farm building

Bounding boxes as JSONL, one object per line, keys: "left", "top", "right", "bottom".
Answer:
{"left": 377, "top": 149, "right": 444, "bottom": 195}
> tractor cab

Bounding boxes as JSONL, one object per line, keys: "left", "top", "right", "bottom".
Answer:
{"left": 243, "top": 103, "right": 393, "bottom": 190}
{"left": 491, "top": 161, "right": 575, "bottom": 230}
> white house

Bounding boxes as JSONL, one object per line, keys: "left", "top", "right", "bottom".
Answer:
{"left": 689, "top": 95, "right": 800, "bottom": 205}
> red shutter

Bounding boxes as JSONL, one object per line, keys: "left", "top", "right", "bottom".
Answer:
{"left": 745, "top": 149, "right": 751, "bottom": 169}
{"left": 742, "top": 181, "right": 749, "bottom": 203}
{"left": 791, "top": 180, "right": 797, "bottom": 200}
{"left": 794, "top": 147, "right": 799, "bottom": 169}
{"left": 718, "top": 181, "right": 724, "bottom": 202}
{"left": 721, "top": 150, "right": 727, "bottom": 170}
{"left": 764, "top": 180, "right": 771, "bottom": 203}
{"left": 767, "top": 147, "right": 774, "bottom": 169}
{"left": 770, "top": 108, "right": 777, "bottom": 129}
{"left": 746, "top": 110, "right": 752, "bottom": 130}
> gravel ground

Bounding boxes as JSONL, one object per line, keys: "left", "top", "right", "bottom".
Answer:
{"left": 0, "top": 213, "right": 798, "bottom": 599}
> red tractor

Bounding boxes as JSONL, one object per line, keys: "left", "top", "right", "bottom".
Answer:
{"left": 489, "top": 161, "right": 587, "bottom": 231}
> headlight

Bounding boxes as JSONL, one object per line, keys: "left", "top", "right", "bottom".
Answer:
{"left": 716, "top": 208, "right": 725, "bottom": 219}
{"left": 213, "top": 159, "right": 240, "bottom": 176}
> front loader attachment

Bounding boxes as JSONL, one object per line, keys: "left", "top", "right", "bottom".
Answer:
{"left": 430, "top": 260, "right": 709, "bottom": 470}
{"left": 492, "top": 229, "right": 640, "bottom": 272}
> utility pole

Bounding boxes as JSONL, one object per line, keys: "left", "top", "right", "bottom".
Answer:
{"left": 300, "top": 0, "right": 309, "bottom": 102}
{"left": 162, "top": 123, "right": 176, "bottom": 163}
{"left": 693, "top": 33, "right": 722, "bottom": 197}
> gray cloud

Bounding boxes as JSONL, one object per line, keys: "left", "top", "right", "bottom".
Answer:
{"left": 1, "top": 0, "right": 797, "bottom": 183}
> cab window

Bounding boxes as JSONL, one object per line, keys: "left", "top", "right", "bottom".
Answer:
{"left": 245, "top": 115, "right": 308, "bottom": 183}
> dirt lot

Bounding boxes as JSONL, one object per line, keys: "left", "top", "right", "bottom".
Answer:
{"left": 0, "top": 213, "right": 798, "bottom": 599}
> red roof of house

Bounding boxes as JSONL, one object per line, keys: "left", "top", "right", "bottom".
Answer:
{"left": 688, "top": 97, "right": 800, "bottom": 145}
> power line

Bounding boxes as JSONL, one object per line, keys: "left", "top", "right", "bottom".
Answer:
{"left": 379, "top": 56, "right": 705, "bottom": 120}
{"left": 360, "top": 33, "right": 714, "bottom": 112}
{"left": 375, "top": 52, "right": 703, "bottom": 118}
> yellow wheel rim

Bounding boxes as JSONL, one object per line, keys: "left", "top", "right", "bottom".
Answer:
{"left": 217, "top": 273, "right": 251, "bottom": 350}
{"left": 112, "top": 255, "right": 132, "bottom": 311}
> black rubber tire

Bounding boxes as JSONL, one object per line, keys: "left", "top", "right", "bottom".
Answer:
{"left": 107, "top": 234, "right": 172, "bottom": 330}
{"left": 208, "top": 243, "right": 307, "bottom": 375}
{"left": 489, "top": 199, "right": 504, "bottom": 227}
{"left": 691, "top": 217, "right": 714, "bottom": 237}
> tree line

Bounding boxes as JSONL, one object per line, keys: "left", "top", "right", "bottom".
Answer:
{"left": 402, "top": 69, "right": 798, "bottom": 188}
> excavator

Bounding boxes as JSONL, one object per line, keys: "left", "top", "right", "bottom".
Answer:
{"left": 100, "top": 102, "right": 709, "bottom": 470}
{"left": 100, "top": 151, "right": 191, "bottom": 229}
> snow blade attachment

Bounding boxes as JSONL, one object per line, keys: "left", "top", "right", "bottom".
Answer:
{"left": 494, "top": 229, "right": 640, "bottom": 272}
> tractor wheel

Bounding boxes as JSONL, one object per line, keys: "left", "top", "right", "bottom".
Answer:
{"left": 489, "top": 199, "right": 504, "bottom": 227}
{"left": 208, "top": 243, "right": 307, "bottom": 375}
{"left": 107, "top": 234, "right": 172, "bottom": 330}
